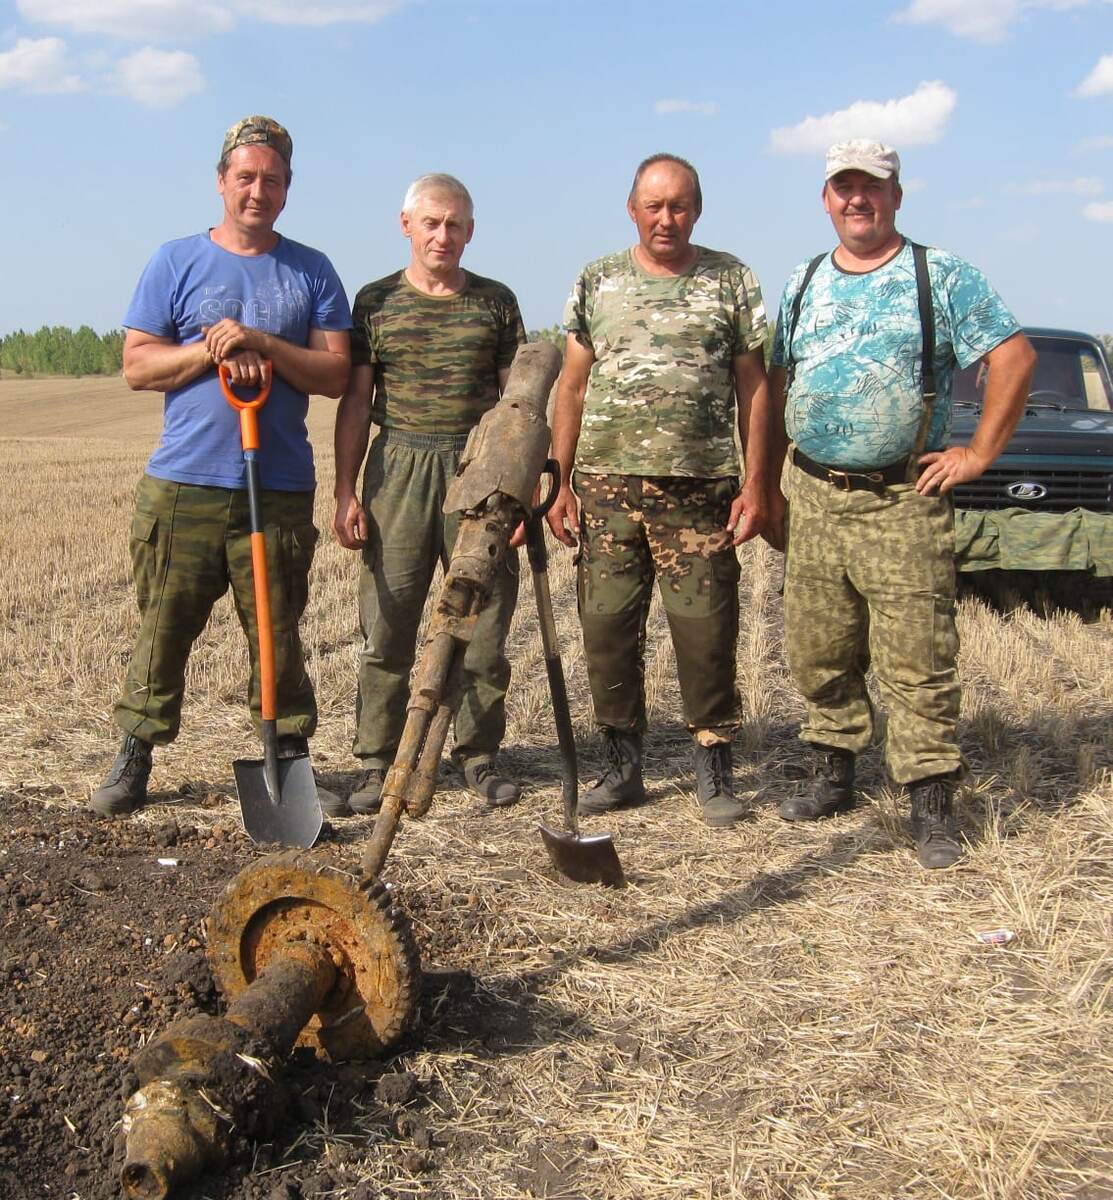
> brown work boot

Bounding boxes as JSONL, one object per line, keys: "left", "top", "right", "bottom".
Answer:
{"left": 909, "top": 776, "right": 963, "bottom": 869}
{"left": 89, "top": 733, "right": 153, "bottom": 817}
{"left": 277, "top": 736, "right": 350, "bottom": 818}
{"left": 462, "top": 759, "right": 521, "bottom": 808}
{"left": 693, "top": 742, "right": 747, "bottom": 827}
{"left": 779, "top": 744, "right": 856, "bottom": 821}
{"left": 579, "top": 729, "right": 646, "bottom": 816}
{"left": 350, "top": 765, "right": 388, "bottom": 815}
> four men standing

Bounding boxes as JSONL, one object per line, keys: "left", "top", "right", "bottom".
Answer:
{"left": 769, "top": 140, "right": 1035, "bottom": 868}
{"left": 92, "top": 120, "right": 1035, "bottom": 871}
{"left": 333, "top": 174, "right": 527, "bottom": 812}
{"left": 91, "top": 116, "right": 351, "bottom": 819}
{"left": 547, "top": 154, "right": 775, "bottom": 827}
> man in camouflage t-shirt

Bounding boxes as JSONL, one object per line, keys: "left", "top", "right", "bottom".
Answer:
{"left": 769, "top": 140, "right": 1035, "bottom": 868}
{"left": 334, "top": 173, "right": 526, "bottom": 812}
{"left": 546, "top": 154, "right": 779, "bottom": 827}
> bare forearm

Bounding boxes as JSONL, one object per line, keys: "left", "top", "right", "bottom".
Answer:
{"left": 550, "top": 380, "right": 584, "bottom": 483}
{"left": 334, "top": 395, "right": 373, "bottom": 499}
{"left": 256, "top": 332, "right": 349, "bottom": 398}
{"left": 123, "top": 341, "right": 212, "bottom": 392}
{"left": 969, "top": 342, "right": 1036, "bottom": 467}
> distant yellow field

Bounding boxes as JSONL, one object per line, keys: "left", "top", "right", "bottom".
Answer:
{"left": 1, "top": 375, "right": 1111, "bottom": 1200}
{"left": 0, "top": 374, "right": 338, "bottom": 445}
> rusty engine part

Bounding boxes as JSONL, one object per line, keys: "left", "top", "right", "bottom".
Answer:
{"left": 120, "top": 852, "right": 419, "bottom": 1200}
{"left": 361, "top": 341, "right": 562, "bottom": 878}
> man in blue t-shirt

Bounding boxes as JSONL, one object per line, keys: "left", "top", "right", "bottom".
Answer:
{"left": 769, "top": 139, "right": 1035, "bottom": 869}
{"left": 90, "top": 115, "right": 352, "bottom": 819}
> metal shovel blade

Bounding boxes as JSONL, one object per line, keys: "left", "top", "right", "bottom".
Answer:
{"left": 233, "top": 752, "right": 323, "bottom": 849}
{"left": 539, "top": 824, "right": 625, "bottom": 887}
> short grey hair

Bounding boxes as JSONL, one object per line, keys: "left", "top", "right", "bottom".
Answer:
{"left": 402, "top": 173, "right": 474, "bottom": 218}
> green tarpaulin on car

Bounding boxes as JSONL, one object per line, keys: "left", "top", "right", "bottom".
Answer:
{"left": 955, "top": 507, "right": 1113, "bottom": 576}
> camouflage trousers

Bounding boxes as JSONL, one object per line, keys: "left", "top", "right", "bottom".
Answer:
{"left": 574, "top": 472, "right": 741, "bottom": 736}
{"left": 355, "top": 428, "right": 519, "bottom": 767}
{"left": 115, "top": 474, "right": 319, "bottom": 745}
{"left": 783, "top": 461, "right": 964, "bottom": 784}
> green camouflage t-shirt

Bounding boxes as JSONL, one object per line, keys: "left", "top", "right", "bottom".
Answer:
{"left": 350, "top": 269, "right": 526, "bottom": 432}
{"left": 562, "top": 247, "right": 767, "bottom": 476}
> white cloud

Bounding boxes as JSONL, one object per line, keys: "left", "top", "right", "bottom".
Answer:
{"left": 0, "top": 36, "right": 83, "bottom": 93}
{"left": 18, "top": 0, "right": 232, "bottom": 40}
{"left": 654, "top": 99, "right": 718, "bottom": 117}
{"left": 1076, "top": 53, "right": 1113, "bottom": 97}
{"left": 901, "top": 176, "right": 927, "bottom": 192}
{"left": 234, "top": 0, "right": 409, "bottom": 24}
{"left": 113, "top": 47, "right": 203, "bottom": 107}
{"left": 770, "top": 81, "right": 956, "bottom": 154}
{"left": 1007, "top": 176, "right": 1104, "bottom": 195}
{"left": 18, "top": 0, "right": 408, "bottom": 38}
{"left": 1075, "top": 134, "right": 1113, "bottom": 151}
{"left": 894, "top": 0, "right": 1104, "bottom": 44}
{"left": 1083, "top": 199, "right": 1113, "bottom": 220}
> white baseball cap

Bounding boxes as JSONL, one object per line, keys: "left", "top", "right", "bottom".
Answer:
{"left": 825, "top": 140, "right": 901, "bottom": 181}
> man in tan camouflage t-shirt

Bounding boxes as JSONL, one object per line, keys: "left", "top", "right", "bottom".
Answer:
{"left": 547, "top": 154, "right": 780, "bottom": 827}
{"left": 334, "top": 173, "right": 526, "bottom": 812}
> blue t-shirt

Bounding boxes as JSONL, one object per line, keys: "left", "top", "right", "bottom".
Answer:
{"left": 771, "top": 240, "right": 1019, "bottom": 469}
{"left": 124, "top": 233, "right": 351, "bottom": 491}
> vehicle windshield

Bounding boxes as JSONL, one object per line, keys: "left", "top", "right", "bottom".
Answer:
{"left": 952, "top": 336, "right": 1113, "bottom": 411}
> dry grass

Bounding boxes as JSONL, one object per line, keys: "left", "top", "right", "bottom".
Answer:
{"left": 2, "top": 376, "right": 1111, "bottom": 1199}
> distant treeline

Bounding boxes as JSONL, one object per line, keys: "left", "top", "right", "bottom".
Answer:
{"left": 0, "top": 326, "right": 124, "bottom": 376}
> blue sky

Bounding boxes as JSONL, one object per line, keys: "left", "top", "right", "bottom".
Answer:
{"left": 2, "top": 0, "right": 1111, "bottom": 337}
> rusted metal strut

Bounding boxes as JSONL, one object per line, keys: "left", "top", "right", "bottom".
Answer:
{"left": 361, "top": 341, "right": 562, "bottom": 877}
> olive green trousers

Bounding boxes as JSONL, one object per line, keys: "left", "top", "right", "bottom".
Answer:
{"left": 114, "top": 474, "right": 319, "bottom": 744}
{"left": 354, "top": 429, "right": 519, "bottom": 767}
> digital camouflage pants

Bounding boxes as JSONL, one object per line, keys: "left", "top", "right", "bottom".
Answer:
{"left": 114, "top": 474, "right": 319, "bottom": 745}
{"left": 355, "top": 429, "right": 519, "bottom": 768}
{"left": 574, "top": 472, "right": 741, "bottom": 738}
{"left": 783, "top": 461, "right": 964, "bottom": 784}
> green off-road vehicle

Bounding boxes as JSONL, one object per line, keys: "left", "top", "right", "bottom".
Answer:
{"left": 951, "top": 327, "right": 1113, "bottom": 609}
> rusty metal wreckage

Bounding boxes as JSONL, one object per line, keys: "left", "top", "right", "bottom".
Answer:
{"left": 119, "top": 341, "right": 625, "bottom": 1198}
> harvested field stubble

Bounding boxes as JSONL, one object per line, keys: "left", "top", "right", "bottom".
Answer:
{"left": 0, "top": 375, "right": 1111, "bottom": 1200}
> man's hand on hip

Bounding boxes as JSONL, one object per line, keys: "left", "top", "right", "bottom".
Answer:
{"left": 916, "top": 446, "right": 990, "bottom": 496}
{"left": 333, "top": 493, "right": 368, "bottom": 550}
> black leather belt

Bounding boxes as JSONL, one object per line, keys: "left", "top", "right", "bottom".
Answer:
{"left": 792, "top": 447, "right": 912, "bottom": 492}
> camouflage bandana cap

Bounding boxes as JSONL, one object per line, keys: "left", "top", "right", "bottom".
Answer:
{"left": 221, "top": 115, "right": 292, "bottom": 165}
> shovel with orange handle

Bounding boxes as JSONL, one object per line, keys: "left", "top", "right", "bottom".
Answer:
{"left": 220, "top": 362, "right": 323, "bottom": 848}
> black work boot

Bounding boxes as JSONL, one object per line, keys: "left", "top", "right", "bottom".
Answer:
{"left": 779, "top": 743, "right": 856, "bottom": 821}
{"left": 277, "top": 736, "right": 350, "bottom": 818}
{"left": 909, "top": 776, "right": 963, "bottom": 869}
{"left": 349, "top": 765, "right": 388, "bottom": 815}
{"left": 579, "top": 729, "right": 646, "bottom": 815}
{"left": 462, "top": 759, "right": 521, "bottom": 808}
{"left": 89, "top": 733, "right": 153, "bottom": 817}
{"left": 693, "top": 742, "right": 746, "bottom": 827}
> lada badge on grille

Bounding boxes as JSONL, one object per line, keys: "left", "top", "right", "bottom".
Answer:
{"left": 1006, "top": 481, "right": 1048, "bottom": 500}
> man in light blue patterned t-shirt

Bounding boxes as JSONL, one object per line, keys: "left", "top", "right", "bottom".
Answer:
{"left": 769, "top": 139, "right": 1035, "bottom": 869}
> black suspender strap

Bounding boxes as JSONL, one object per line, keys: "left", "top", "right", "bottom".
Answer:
{"left": 906, "top": 240, "right": 937, "bottom": 478}
{"left": 785, "top": 239, "right": 939, "bottom": 481}
{"left": 784, "top": 252, "right": 826, "bottom": 390}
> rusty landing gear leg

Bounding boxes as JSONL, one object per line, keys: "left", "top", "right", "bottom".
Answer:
{"left": 120, "top": 852, "right": 421, "bottom": 1200}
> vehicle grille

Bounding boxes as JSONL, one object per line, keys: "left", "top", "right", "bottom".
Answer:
{"left": 953, "top": 467, "right": 1113, "bottom": 512}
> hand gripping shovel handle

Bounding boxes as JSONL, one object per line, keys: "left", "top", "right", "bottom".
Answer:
{"left": 527, "top": 461, "right": 580, "bottom": 837}
{"left": 220, "top": 365, "right": 280, "bottom": 798}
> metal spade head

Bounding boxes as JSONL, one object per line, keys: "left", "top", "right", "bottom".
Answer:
{"left": 539, "top": 824, "right": 625, "bottom": 887}
{"left": 233, "top": 752, "right": 323, "bottom": 849}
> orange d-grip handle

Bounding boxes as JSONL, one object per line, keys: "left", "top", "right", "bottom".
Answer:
{"left": 219, "top": 362, "right": 273, "bottom": 452}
